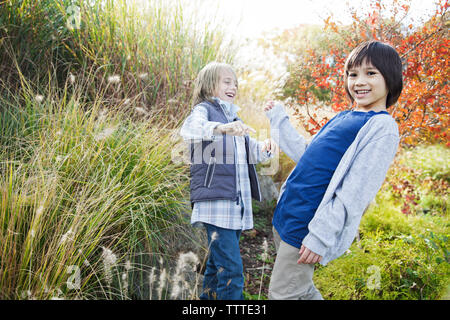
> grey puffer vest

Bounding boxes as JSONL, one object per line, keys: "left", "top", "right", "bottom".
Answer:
{"left": 189, "top": 100, "right": 261, "bottom": 205}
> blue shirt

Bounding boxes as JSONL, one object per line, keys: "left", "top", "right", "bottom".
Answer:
{"left": 273, "top": 110, "right": 388, "bottom": 248}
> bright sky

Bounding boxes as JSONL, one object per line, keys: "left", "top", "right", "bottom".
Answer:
{"left": 172, "top": 0, "right": 440, "bottom": 84}
{"left": 199, "top": 0, "right": 439, "bottom": 39}
{"left": 133, "top": 0, "right": 439, "bottom": 40}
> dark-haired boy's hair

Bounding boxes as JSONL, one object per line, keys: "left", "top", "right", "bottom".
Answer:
{"left": 344, "top": 41, "right": 403, "bottom": 108}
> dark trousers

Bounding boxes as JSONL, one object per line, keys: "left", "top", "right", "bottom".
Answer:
{"left": 200, "top": 223, "right": 244, "bottom": 300}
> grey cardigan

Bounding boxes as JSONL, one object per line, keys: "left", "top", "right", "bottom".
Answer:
{"left": 266, "top": 104, "right": 399, "bottom": 265}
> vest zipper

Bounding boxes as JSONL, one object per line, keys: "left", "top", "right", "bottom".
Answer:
{"left": 204, "top": 157, "right": 216, "bottom": 188}
{"left": 207, "top": 157, "right": 216, "bottom": 188}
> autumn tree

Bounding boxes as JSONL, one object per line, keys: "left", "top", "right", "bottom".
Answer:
{"left": 284, "top": 0, "right": 449, "bottom": 146}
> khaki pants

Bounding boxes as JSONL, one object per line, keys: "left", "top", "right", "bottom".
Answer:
{"left": 268, "top": 227, "right": 323, "bottom": 300}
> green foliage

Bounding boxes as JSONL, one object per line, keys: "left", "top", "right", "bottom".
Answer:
{"left": 0, "top": 0, "right": 78, "bottom": 83}
{"left": 385, "top": 145, "right": 449, "bottom": 216}
{"left": 402, "top": 145, "right": 450, "bottom": 182}
{"left": 315, "top": 205, "right": 449, "bottom": 299}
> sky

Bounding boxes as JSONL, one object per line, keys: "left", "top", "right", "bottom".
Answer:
{"left": 170, "top": 0, "right": 440, "bottom": 88}
{"left": 194, "top": 0, "right": 439, "bottom": 39}
{"left": 133, "top": 0, "right": 439, "bottom": 41}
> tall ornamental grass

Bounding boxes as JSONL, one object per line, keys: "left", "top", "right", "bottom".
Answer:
{"left": 0, "top": 0, "right": 234, "bottom": 120}
{"left": 0, "top": 79, "right": 197, "bottom": 299}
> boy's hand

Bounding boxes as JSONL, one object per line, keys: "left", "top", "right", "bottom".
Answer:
{"left": 214, "top": 121, "right": 256, "bottom": 136}
{"left": 264, "top": 100, "right": 275, "bottom": 112}
{"left": 261, "top": 138, "right": 278, "bottom": 156}
{"left": 297, "top": 245, "right": 322, "bottom": 264}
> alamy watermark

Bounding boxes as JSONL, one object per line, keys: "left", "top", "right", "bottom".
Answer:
{"left": 66, "top": 265, "right": 81, "bottom": 290}
{"left": 66, "top": 4, "right": 81, "bottom": 31}
{"left": 366, "top": 265, "right": 381, "bottom": 290}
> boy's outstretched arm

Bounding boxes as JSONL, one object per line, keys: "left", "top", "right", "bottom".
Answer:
{"left": 265, "top": 101, "right": 308, "bottom": 163}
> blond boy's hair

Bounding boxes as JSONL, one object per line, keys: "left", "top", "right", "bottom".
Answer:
{"left": 192, "top": 62, "right": 238, "bottom": 106}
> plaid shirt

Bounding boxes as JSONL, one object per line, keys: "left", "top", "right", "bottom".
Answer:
{"left": 180, "top": 98, "right": 270, "bottom": 230}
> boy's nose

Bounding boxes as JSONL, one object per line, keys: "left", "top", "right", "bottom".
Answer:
{"left": 355, "top": 76, "right": 367, "bottom": 85}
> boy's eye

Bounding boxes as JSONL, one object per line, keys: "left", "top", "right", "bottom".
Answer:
{"left": 348, "top": 73, "right": 357, "bottom": 77}
{"left": 223, "top": 79, "right": 237, "bottom": 87}
{"left": 368, "top": 71, "right": 377, "bottom": 75}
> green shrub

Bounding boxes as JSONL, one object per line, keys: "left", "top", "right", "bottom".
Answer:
{"left": 315, "top": 204, "right": 449, "bottom": 299}
{"left": 384, "top": 144, "right": 449, "bottom": 216}
{"left": 402, "top": 145, "right": 450, "bottom": 182}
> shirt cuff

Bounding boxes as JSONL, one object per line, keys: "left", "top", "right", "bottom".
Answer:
{"left": 265, "top": 103, "right": 287, "bottom": 121}
{"left": 204, "top": 121, "right": 223, "bottom": 141}
{"left": 302, "top": 233, "right": 329, "bottom": 258}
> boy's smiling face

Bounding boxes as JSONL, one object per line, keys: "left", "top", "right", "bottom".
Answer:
{"left": 347, "top": 60, "right": 388, "bottom": 111}
{"left": 214, "top": 68, "right": 238, "bottom": 103}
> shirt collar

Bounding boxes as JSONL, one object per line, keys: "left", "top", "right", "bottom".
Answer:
{"left": 213, "top": 97, "right": 240, "bottom": 118}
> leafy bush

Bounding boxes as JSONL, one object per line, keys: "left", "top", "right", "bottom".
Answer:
{"left": 386, "top": 145, "right": 449, "bottom": 216}
{"left": 402, "top": 145, "right": 450, "bottom": 182}
{"left": 315, "top": 203, "right": 449, "bottom": 299}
